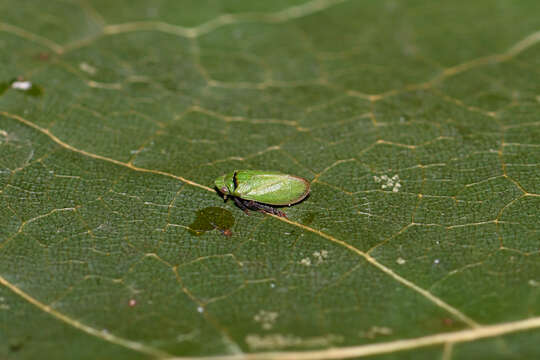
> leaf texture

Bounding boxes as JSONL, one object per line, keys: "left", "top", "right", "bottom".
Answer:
{"left": 1, "top": 1, "right": 540, "bottom": 359}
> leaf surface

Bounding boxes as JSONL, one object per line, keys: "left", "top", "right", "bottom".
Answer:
{"left": 1, "top": 1, "right": 540, "bottom": 359}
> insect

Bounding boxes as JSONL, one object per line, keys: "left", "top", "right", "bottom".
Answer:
{"left": 214, "top": 170, "right": 310, "bottom": 218}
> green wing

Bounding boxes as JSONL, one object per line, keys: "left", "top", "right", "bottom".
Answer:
{"left": 233, "top": 170, "right": 310, "bottom": 206}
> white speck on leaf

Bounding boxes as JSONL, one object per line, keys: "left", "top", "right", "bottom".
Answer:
{"left": 11, "top": 81, "right": 32, "bottom": 90}
{"left": 245, "top": 333, "right": 343, "bottom": 350}
{"left": 197, "top": 306, "right": 204, "bottom": 313}
{"left": 375, "top": 174, "right": 401, "bottom": 192}
{"left": 176, "top": 330, "right": 199, "bottom": 342}
{"left": 361, "top": 326, "right": 393, "bottom": 339}
{"left": 396, "top": 257, "right": 406, "bottom": 265}
{"left": 300, "top": 250, "right": 328, "bottom": 266}
{"left": 313, "top": 250, "right": 329, "bottom": 264}
{"left": 79, "top": 62, "right": 97, "bottom": 75}
{"left": 0, "top": 297, "right": 8, "bottom": 310}
{"left": 254, "top": 310, "right": 278, "bottom": 330}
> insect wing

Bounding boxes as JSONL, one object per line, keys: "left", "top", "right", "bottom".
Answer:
{"left": 234, "top": 171, "right": 309, "bottom": 205}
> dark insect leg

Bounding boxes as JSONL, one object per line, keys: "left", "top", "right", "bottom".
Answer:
{"left": 232, "top": 171, "right": 239, "bottom": 190}
{"left": 233, "top": 197, "right": 250, "bottom": 215}
{"left": 245, "top": 200, "right": 287, "bottom": 218}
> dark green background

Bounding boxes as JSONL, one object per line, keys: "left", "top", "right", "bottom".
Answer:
{"left": 1, "top": 0, "right": 539, "bottom": 359}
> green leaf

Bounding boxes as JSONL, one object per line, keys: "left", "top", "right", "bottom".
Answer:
{"left": 1, "top": 1, "right": 540, "bottom": 359}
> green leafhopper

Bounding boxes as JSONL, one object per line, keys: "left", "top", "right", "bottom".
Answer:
{"left": 214, "top": 170, "right": 310, "bottom": 217}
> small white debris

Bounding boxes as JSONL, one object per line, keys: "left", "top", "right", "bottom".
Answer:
{"left": 197, "top": 306, "right": 204, "bottom": 313}
{"left": 375, "top": 173, "right": 401, "bottom": 192}
{"left": 433, "top": 259, "right": 440, "bottom": 265}
{"left": 176, "top": 330, "right": 198, "bottom": 342}
{"left": 270, "top": 283, "right": 276, "bottom": 288}
{"left": 529, "top": 279, "right": 539, "bottom": 287}
{"left": 254, "top": 310, "right": 278, "bottom": 330}
{"left": 361, "top": 326, "right": 393, "bottom": 339}
{"left": 396, "top": 257, "right": 406, "bottom": 265}
{"left": 300, "top": 250, "right": 328, "bottom": 266}
{"left": 0, "top": 296, "right": 8, "bottom": 310}
{"left": 0, "top": 130, "right": 7, "bottom": 145}
{"left": 313, "top": 250, "right": 329, "bottom": 264}
{"left": 79, "top": 62, "right": 97, "bottom": 75}
{"left": 11, "top": 81, "right": 32, "bottom": 90}
{"left": 245, "top": 333, "right": 343, "bottom": 350}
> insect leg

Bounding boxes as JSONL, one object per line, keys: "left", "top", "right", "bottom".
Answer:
{"left": 232, "top": 171, "right": 239, "bottom": 190}
{"left": 233, "top": 197, "right": 250, "bottom": 215}
{"left": 245, "top": 201, "right": 287, "bottom": 218}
